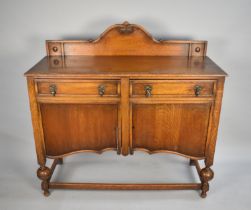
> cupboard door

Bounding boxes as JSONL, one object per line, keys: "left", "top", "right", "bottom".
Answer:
{"left": 132, "top": 103, "right": 211, "bottom": 157}
{"left": 40, "top": 104, "right": 119, "bottom": 156}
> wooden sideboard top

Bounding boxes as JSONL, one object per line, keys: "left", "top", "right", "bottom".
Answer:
{"left": 24, "top": 22, "right": 227, "bottom": 79}
{"left": 24, "top": 56, "right": 227, "bottom": 78}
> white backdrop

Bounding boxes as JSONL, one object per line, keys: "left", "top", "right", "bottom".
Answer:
{"left": 0, "top": 0, "right": 250, "bottom": 209}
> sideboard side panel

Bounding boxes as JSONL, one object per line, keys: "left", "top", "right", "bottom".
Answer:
{"left": 205, "top": 78, "right": 225, "bottom": 166}
{"left": 27, "top": 78, "right": 46, "bottom": 165}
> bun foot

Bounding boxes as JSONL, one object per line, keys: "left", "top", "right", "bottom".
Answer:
{"left": 189, "top": 159, "right": 195, "bottom": 166}
{"left": 58, "top": 158, "right": 63, "bottom": 164}
{"left": 43, "top": 190, "right": 50, "bottom": 197}
{"left": 200, "top": 191, "right": 207, "bottom": 198}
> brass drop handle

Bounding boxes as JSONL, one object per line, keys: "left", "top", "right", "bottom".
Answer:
{"left": 144, "top": 85, "right": 152, "bottom": 97}
{"left": 194, "top": 85, "right": 202, "bottom": 96}
{"left": 49, "top": 84, "right": 57, "bottom": 96}
{"left": 98, "top": 85, "right": 105, "bottom": 96}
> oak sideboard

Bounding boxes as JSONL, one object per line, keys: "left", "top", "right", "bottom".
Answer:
{"left": 24, "top": 21, "right": 227, "bottom": 198}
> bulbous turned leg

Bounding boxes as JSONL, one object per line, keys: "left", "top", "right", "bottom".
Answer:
{"left": 200, "top": 167, "right": 214, "bottom": 198}
{"left": 37, "top": 166, "right": 51, "bottom": 196}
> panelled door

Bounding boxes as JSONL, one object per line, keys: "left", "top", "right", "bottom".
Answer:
{"left": 131, "top": 103, "right": 212, "bottom": 157}
{"left": 40, "top": 104, "right": 119, "bottom": 156}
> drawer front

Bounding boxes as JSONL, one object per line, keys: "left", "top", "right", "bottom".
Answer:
{"left": 131, "top": 80, "right": 215, "bottom": 97}
{"left": 36, "top": 80, "right": 120, "bottom": 97}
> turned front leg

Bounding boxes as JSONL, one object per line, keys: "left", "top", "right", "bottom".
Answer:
{"left": 200, "top": 167, "right": 214, "bottom": 198}
{"left": 37, "top": 166, "right": 51, "bottom": 196}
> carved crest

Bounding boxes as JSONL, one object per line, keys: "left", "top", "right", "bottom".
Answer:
{"left": 117, "top": 21, "right": 134, "bottom": 34}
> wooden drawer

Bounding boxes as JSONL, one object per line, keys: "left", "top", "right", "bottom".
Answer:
{"left": 36, "top": 80, "right": 120, "bottom": 97}
{"left": 131, "top": 80, "right": 215, "bottom": 97}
